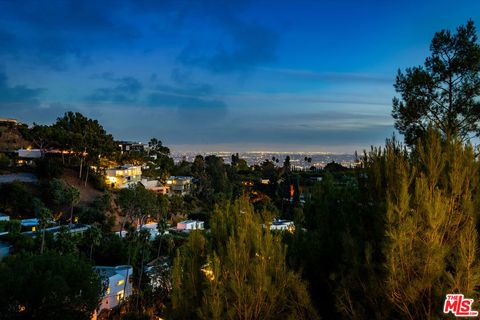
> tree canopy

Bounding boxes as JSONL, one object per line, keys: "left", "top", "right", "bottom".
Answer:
{"left": 392, "top": 20, "right": 480, "bottom": 145}
{"left": 0, "top": 252, "right": 103, "bottom": 320}
{"left": 171, "top": 198, "right": 318, "bottom": 320}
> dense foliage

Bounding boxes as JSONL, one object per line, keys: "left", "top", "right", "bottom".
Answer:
{"left": 0, "top": 252, "right": 103, "bottom": 320}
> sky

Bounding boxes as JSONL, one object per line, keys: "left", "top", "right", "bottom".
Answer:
{"left": 0, "top": 0, "right": 479, "bottom": 153}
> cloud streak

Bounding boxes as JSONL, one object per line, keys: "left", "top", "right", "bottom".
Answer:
{"left": 0, "top": 72, "right": 45, "bottom": 106}
{"left": 86, "top": 75, "right": 143, "bottom": 103}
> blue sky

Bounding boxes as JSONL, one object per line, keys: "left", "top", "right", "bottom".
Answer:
{"left": 0, "top": 0, "right": 479, "bottom": 152}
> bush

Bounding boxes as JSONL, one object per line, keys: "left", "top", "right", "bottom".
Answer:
{"left": 35, "top": 158, "right": 64, "bottom": 179}
{"left": 0, "top": 153, "right": 11, "bottom": 169}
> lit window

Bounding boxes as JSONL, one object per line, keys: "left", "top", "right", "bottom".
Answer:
{"left": 117, "top": 279, "right": 124, "bottom": 286}
{"left": 107, "top": 287, "right": 110, "bottom": 295}
{"left": 116, "top": 290, "right": 125, "bottom": 301}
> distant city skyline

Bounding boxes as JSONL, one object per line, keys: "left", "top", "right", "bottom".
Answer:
{"left": 0, "top": 1, "right": 479, "bottom": 152}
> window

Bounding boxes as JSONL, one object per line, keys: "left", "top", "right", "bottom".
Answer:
{"left": 117, "top": 279, "right": 124, "bottom": 286}
{"left": 116, "top": 290, "right": 125, "bottom": 301}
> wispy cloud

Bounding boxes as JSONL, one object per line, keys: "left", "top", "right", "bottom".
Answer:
{"left": 86, "top": 75, "right": 143, "bottom": 103}
{"left": 259, "top": 67, "right": 393, "bottom": 84}
{"left": 0, "top": 71, "right": 45, "bottom": 105}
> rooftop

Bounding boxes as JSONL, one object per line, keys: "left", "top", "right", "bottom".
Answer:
{"left": 107, "top": 164, "right": 141, "bottom": 170}
{"left": 179, "top": 220, "right": 203, "bottom": 224}
{"left": 96, "top": 265, "right": 133, "bottom": 278}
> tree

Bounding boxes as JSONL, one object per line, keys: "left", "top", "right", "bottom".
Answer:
{"left": 0, "top": 252, "right": 103, "bottom": 320}
{"left": 332, "top": 129, "right": 480, "bottom": 320}
{"left": 54, "top": 226, "right": 80, "bottom": 255}
{"left": 84, "top": 224, "right": 102, "bottom": 260}
{"left": 284, "top": 155, "right": 291, "bottom": 171}
{"left": 53, "top": 112, "right": 116, "bottom": 184}
{"left": 0, "top": 181, "right": 34, "bottom": 218}
{"left": 38, "top": 207, "right": 52, "bottom": 254}
{"left": 26, "top": 124, "right": 55, "bottom": 152}
{"left": 118, "top": 184, "right": 159, "bottom": 234}
{"left": 171, "top": 198, "right": 318, "bottom": 320}
{"left": 65, "top": 184, "right": 80, "bottom": 225}
{"left": 392, "top": 20, "right": 480, "bottom": 145}
{"left": 381, "top": 130, "right": 480, "bottom": 319}
{"left": 48, "top": 179, "right": 80, "bottom": 224}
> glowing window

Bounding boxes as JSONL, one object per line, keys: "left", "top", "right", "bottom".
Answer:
{"left": 117, "top": 279, "right": 124, "bottom": 286}
{"left": 116, "top": 290, "right": 125, "bottom": 301}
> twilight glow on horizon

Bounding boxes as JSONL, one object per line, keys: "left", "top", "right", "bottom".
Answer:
{"left": 0, "top": 0, "right": 479, "bottom": 153}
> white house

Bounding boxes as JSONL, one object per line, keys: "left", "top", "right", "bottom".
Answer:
{"left": 140, "top": 178, "right": 169, "bottom": 195}
{"left": 269, "top": 219, "right": 295, "bottom": 232}
{"left": 166, "top": 176, "right": 193, "bottom": 195}
{"left": 95, "top": 265, "right": 133, "bottom": 316}
{"left": 176, "top": 220, "right": 204, "bottom": 231}
{"left": 16, "top": 149, "right": 42, "bottom": 159}
{"left": 140, "top": 222, "right": 170, "bottom": 240}
{"left": 22, "top": 224, "right": 90, "bottom": 237}
{"left": 105, "top": 165, "right": 142, "bottom": 189}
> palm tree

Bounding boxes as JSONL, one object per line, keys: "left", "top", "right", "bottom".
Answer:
{"left": 85, "top": 224, "right": 102, "bottom": 260}
{"left": 65, "top": 185, "right": 80, "bottom": 225}
{"left": 38, "top": 207, "right": 52, "bottom": 254}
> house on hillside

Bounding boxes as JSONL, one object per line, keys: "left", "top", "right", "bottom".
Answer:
{"left": 166, "top": 176, "right": 193, "bottom": 195}
{"left": 20, "top": 218, "right": 39, "bottom": 232}
{"left": 0, "top": 118, "right": 18, "bottom": 125}
{"left": 22, "top": 224, "right": 90, "bottom": 237}
{"left": 269, "top": 219, "right": 295, "bottom": 232}
{"left": 176, "top": 220, "right": 204, "bottom": 231}
{"left": 15, "top": 148, "right": 42, "bottom": 166}
{"left": 140, "top": 178, "right": 169, "bottom": 194}
{"left": 105, "top": 165, "right": 142, "bottom": 188}
{"left": 117, "top": 141, "right": 148, "bottom": 154}
{"left": 94, "top": 265, "right": 133, "bottom": 318}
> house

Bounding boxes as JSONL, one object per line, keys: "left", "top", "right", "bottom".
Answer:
{"left": 0, "top": 213, "right": 10, "bottom": 222}
{"left": 176, "top": 220, "right": 204, "bottom": 231}
{"left": 117, "top": 141, "right": 148, "bottom": 153}
{"left": 139, "top": 222, "right": 169, "bottom": 240}
{"left": 115, "top": 222, "right": 170, "bottom": 240}
{"left": 269, "top": 219, "right": 295, "bottom": 232}
{"left": 166, "top": 176, "right": 193, "bottom": 195}
{"left": 140, "top": 178, "right": 169, "bottom": 195}
{"left": 105, "top": 165, "right": 142, "bottom": 188}
{"left": 16, "top": 148, "right": 42, "bottom": 159}
{"left": 22, "top": 224, "right": 91, "bottom": 237}
{"left": 20, "top": 218, "right": 39, "bottom": 232}
{"left": 95, "top": 265, "right": 133, "bottom": 316}
{"left": 0, "top": 118, "right": 18, "bottom": 125}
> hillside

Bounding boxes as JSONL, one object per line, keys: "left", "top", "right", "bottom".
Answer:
{"left": 62, "top": 168, "right": 102, "bottom": 206}
{"left": 0, "top": 122, "right": 29, "bottom": 152}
